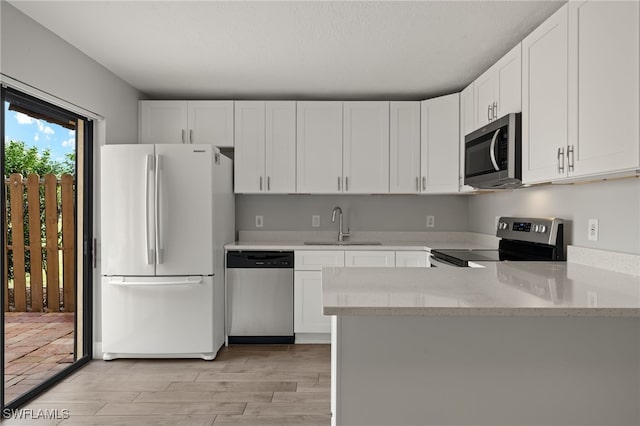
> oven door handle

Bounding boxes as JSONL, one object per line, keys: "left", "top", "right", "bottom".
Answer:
{"left": 489, "top": 129, "right": 500, "bottom": 171}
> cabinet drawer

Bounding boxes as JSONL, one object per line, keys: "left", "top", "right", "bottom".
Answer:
{"left": 345, "top": 251, "right": 395, "bottom": 267}
{"left": 295, "top": 250, "right": 345, "bottom": 271}
{"left": 395, "top": 251, "right": 429, "bottom": 268}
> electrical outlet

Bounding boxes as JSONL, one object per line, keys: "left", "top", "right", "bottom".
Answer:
{"left": 426, "top": 215, "right": 435, "bottom": 228}
{"left": 312, "top": 215, "right": 320, "bottom": 227}
{"left": 255, "top": 215, "right": 264, "bottom": 228}
{"left": 588, "top": 218, "right": 599, "bottom": 241}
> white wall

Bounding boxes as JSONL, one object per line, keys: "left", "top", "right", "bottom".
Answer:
{"left": 1, "top": 2, "right": 142, "bottom": 354}
{"left": 0, "top": 2, "right": 141, "bottom": 144}
{"left": 468, "top": 178, "right": 640, "bottom": 255}
{"left": 236, "top": 194, "right": 469, "bottom": 232}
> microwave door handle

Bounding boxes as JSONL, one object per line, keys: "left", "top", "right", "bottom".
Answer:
{"left": 489, "top": 129, "right": 500, "bottom": 171}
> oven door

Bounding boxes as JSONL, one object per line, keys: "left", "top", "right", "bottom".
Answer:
{"left": 428, "top": 254, "right": 461, "bottom": 268}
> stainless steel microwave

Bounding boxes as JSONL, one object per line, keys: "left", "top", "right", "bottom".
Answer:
{"left": 464, "top": 112, "right": 522, "bottom": 189}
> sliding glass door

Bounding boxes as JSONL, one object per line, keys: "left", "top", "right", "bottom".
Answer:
{"left": 0, "top": 86, "right": 93, "bottom": 410}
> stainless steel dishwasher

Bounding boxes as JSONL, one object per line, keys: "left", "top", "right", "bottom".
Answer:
{"left": 226, "top": 251, "right": 294, "bottom": 344}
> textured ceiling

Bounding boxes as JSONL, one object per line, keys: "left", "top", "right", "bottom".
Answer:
{"left": 9, "top": 1, "right": 565, "bottom": 100}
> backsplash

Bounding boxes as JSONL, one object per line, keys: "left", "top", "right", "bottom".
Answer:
{"left": 236, "top": 194, "right": 469, "bottom": 232}
{"left": 468, "top": 177, "right": 640, "bottom": 255}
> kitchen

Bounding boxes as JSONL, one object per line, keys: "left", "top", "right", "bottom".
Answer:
{"left": 1, "top": 1, "right": 640, "bottom": 425}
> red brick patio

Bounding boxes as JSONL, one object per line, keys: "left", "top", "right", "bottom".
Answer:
{"left": 4, "top": 312, "right": 74, "bottom": 403}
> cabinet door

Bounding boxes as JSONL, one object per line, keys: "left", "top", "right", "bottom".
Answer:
{"left": 187, "top": 101, "right": 234, "bottom": 147}
{"left": 139, "top": 101, "right": 188, "bottom": 144}
{"left": 473, "top": 69, "right": 495, "bottom": 129}
{"left": 294, "top": 271, "right": 331, "bottom": 333}
{"left": 395, "top": 251, "right": 428, "bottom": 268}
{"left": 343, "top": 102, "right": 390, "bottom": 193}
{"left": 568, "top": 0, "right": 640, "bottom": 177}
{"left": 420, "top": 94, "right": 460, "bottom": 193}
{"left": 265, "top": 101, "right": 296, "bottom": 193}
{"left": 234, "top": 101, "right": 265, "bottom": 193}
{"left": 344, "top": 251, "right": 395, "bottom": 267}
{"left": 459, "top": 84, "right": 476, "bottom": 192}
{"left": 522, "top": 4, "right": 568, "bottom": 184}
{"left": 297, "top": 102, "right": 343, "bottom": 193}
{"left": 494, "top": 43, "right": 522, "bottom": 118}
{"left": 389, "top": 102, "right": 421, "bottom": 193}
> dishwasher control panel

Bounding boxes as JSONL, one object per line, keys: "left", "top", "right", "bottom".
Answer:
{"left": 227, "top": 251, "right": 294, "bottom": 268}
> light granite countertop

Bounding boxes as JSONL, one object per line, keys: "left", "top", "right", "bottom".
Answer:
{"left": 322, "top": 261, "right": 640, "bottom": 317}
{"left": 224, "top": 231, "right": 499, "bottom": 252}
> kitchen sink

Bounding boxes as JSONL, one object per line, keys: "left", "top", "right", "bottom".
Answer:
{"left": 303, "top": 241, "right": 382, "bottom": 246}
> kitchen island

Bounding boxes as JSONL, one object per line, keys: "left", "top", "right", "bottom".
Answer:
{"left": 323, "top": 261, "right": 640, "bottom": 426}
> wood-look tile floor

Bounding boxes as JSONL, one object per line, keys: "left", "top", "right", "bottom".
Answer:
{"left": 3, "top": 344, "right": 331, "bottom": 425}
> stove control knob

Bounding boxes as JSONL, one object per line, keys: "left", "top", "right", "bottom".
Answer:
{"left": 498, "top": 222, "right": 508, "bottom": 230}
{"left": 538, "top": 225, "right": 547, "bottom": 233}
{"left": 533, "top": 224, "right": 540, "bottom": 232}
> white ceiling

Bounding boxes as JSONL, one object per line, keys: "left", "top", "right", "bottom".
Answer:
{"left": 10, "top": 1, "right": 565, "bottom": 100}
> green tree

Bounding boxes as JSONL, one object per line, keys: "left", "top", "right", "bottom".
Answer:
{"left": 5, "top": 140, "right": 74, "bottom": 176}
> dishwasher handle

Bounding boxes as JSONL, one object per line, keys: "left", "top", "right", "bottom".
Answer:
{"left": 227, "top": 251, "right": 294, "bottom": 268}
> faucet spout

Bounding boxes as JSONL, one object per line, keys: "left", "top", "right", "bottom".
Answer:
{"left": 331, "top": 206, "right": 350, "bottom": 242}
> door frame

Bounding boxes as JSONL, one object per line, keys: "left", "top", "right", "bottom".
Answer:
{"left": 0, "top": 85, "right": 94, "bottom": 411}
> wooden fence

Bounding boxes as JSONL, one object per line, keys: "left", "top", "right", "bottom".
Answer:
{"left": 4, "top": 173, "right": 75, "bottom": 312}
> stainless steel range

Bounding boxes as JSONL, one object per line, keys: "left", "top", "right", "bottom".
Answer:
{"left": 430, "top": 217, "right": 565, "bottom": 267}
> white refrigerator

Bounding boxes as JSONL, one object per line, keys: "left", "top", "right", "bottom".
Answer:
{"left": 100, "top": 144, "right": 234, "bottom": 360}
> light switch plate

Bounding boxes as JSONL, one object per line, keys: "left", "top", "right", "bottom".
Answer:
{"left": 312, "top": 215, "right": 320, "bottom": 227}
{"left": 255, "top": 215, "right": 264, "bottom": 228}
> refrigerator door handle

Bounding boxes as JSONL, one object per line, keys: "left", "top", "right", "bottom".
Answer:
{"left": 155, "top": 154, "right": 164, "bottom": 264}
{"left": 145, "top": 154, "right": 155, "bottom": 264}
{"left": 107, "top": 276, "right": 204, "bottom": 287}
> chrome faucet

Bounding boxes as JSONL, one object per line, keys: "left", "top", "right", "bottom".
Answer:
{"left": 331, "top": 206, "right": 350, "bottom": 242}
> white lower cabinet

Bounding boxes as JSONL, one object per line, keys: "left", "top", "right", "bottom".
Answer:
{"left": 395, "top": 251, "right": 429, "bottom": 268}
{"left": 294, "top": 271, "right": 331, "bottom": 334}
{"left": 294, "top": 251, "right": 344, "bottom": 339}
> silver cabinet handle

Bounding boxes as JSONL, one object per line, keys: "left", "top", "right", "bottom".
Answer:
{"left": 338, "top": 177, "right": 341, "bottom": 191}
{"left": 259, "top": 176, "right": 263, "bottom": 191}
{"left": 267, "top": 176, "right": 271, "bottom": 191}
{"left": 493, "top": 102, "right": 498, "bottom": 121}
{"left": 422, "top": 176, "right": 426, "bottom": 190}
{"left": 416, "top": 177, "right": 419, "bottom": 192}
{"left": 189, "top": 129, "right": 193, "bottom": 144}
{"left": 567, "top": 145, "right": 575, "bottom": 172}
{"left": 181, "top": 129, "right": 186, "bottom": 144}
{"left": 557, "top": 147, "right": 565, "bottom": 174}
{"left": 345, "top": 177, "right": 349, "bottom": 191}
{"left": 487, "top": 104, "right": 492, "bottom": 122}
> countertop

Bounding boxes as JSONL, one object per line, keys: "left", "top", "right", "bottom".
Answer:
{"left": 322, "top": 261, "right": 640, "bottom": 317}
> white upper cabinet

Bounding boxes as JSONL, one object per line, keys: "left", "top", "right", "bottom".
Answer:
{"left": 459, "top": 84, "right": 475, "bottom": 192}
{"left": 296, "top": 102, "right": 343, "bottom": 193}
{"left": 265, "top": 101, "right": 297, "bottom": 193}
{"left": 139, "top": 100, "right": 233, "bottom": 146}
{"left": 420, "top": 94, "right": 460, "bottom": 193}
{"left": 473, "top": 44, "right": 522, "bottom": 130}
{"left": 343, "top": 102, "right": 390, "bottom": 193}
{"left": 567, "top": 0, "right": 639, "bottom": 179}
{"left": 522, "top": 4, "right": 569, "bottom": 184}
{"left": 139, "top": 101, "right": 188, "bottom": 145}
{"left": 234, "top": 101, "right": 296, "bottom": 193}
{"left": 234, "top": 101, "right": 265, "bottom": 193}
{"left": 187, "top": 101, "right": 234, "bottom": 147}
{"left": 389, "top": 102, "right": 421, "bottom": 193}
